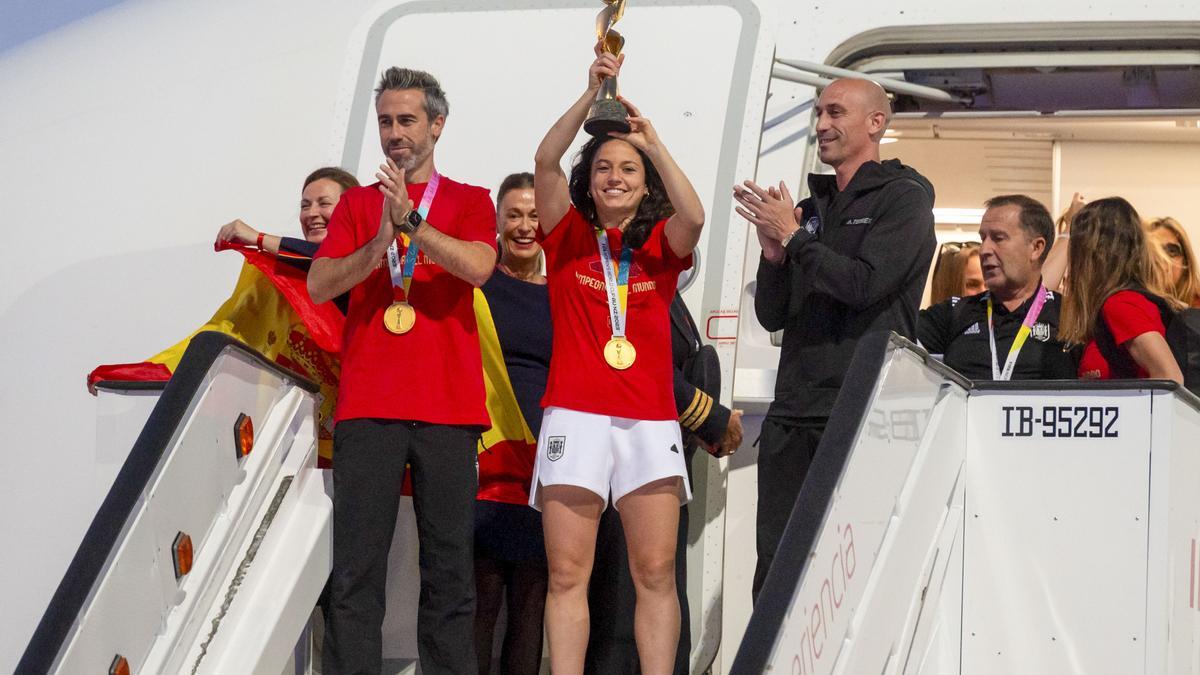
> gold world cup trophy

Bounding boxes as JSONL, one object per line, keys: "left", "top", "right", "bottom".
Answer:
{"left": 584, "top": 0, "right": 630, "bottom": 137}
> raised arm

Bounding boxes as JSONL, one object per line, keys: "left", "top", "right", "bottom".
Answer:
{"left": 377, "top": 160, "right": 494, "bottom": 288}
{"left": 534, "top": 44, "right": 622, "bottom": 236}
{"left": 1043, "top": 192, "right": 1084, "bottom": 291}
{"left": 215, "top": 219, "right": 282, "bottom": 254}
{"left": 739, "top": 180, "right": 934, "bottom": 310}
{"left": 308, "top": 204, "right": 394, "bottom": 305}
{"left": 1041, "top": 235, "right": 1069, "bottom": 292}
{"left": 610, "top": 96, "right": 705, "bottom": 258}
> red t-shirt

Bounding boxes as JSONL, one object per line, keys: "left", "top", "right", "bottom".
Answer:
{"left": 1078, "top": 290, "right": 1166, "bottom": 379}
{"left": 539, "top": 206, "right": 691, "bottom": 420}
{"left": 314, "top": 177, "right": 497, "bottom": 424}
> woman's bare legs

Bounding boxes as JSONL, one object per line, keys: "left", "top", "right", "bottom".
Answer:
{"left": 617, "top": 477, "right": 683, "bottom": 675}
{"left": 541, "top": 484, "right": 605, "bottom": 675}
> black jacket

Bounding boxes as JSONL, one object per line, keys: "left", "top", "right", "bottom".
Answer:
{"left": 755, "top": 159, "right": 936, "bottom": 421}
{"left": 670, "top": 293, "right": 730, "bottom": 448}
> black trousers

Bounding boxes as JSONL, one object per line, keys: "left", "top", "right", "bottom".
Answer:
{"left": 323, "top": 418, "right": 479, "bottom": 675}
{"left": 752, "top": 417, "right": 825, "bottom": 602}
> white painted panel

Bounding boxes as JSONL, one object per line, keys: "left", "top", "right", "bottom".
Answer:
{"left": 95, "top": 390, "right": 161, "bottom": 502}
{"left": 837, "top": 387, "right": 967, "bottom": 675}
{"left": 334, "top": 4, "right": 775, "bottom": 670}
{"left": 1154, "top": 394, "right": 1200, "bottom": 674}
{"left": 1056, "top": 140, "right": 1200, "bottom": 242}
{"left": 720, "top": 411, "right": 764, "bottom": 667}
{"left": 908, "top": 472, "right": 966, "bottom": 675}
{"left": 963, "top": 390, "right": 1152, "bottom": 674}
{"left": 764, "top": 347, "right": 945, "bottom": 671}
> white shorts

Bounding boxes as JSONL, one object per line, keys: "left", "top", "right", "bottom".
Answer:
{"left": 530, "top": 406, "right": 691, "bottom": 511}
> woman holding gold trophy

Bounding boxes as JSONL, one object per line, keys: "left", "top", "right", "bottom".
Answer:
{"left": 530, "top": 1, "right": 706, "bottom": 671}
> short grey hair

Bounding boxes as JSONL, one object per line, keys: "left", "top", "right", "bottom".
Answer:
{"left": 374, "top": 67, "right": 449, "bottom": 120}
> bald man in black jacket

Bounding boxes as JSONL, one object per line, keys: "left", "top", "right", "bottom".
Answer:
{"left": 735, "top": 78, "right": 936, "bottom": 600}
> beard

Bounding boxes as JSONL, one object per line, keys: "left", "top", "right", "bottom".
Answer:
{"left": 390, "top": 134, "right": 434, "bottom": 173}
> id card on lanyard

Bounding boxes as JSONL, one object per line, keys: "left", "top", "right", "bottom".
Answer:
{"left": 987, "top": 284, "right": 1048, "bottom": 380}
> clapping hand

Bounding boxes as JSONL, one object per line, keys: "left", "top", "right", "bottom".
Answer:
{"left": 734, "top": 180, "right": 801, "bottom": 263}
{"left": 376, "top": 158, "right": 414, "bottom": 237}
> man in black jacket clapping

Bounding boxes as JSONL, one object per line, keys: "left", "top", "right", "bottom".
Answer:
{"left": 733, "top": 77, "right": 936, "bottom": 600}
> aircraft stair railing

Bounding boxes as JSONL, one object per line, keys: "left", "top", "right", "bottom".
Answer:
{"left": 18, "top": 331, "right": 331, "bottom": 675}
{"left": 732, "top": 332, "right": 1200, "bottom": 674}
{"left": 731, "top": 332, "right": 970, "bottom": 674}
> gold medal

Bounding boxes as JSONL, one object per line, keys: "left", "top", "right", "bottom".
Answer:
{"left": 603, "top": 337, "right": 636, "bottom": 370}
{"left": 383, "top": 302, "right": 416, "bottom": 334}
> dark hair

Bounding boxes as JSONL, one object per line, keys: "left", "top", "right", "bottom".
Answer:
{"left": 496, "top": 172, "right": 535, "bottom": 209}
{"left": 374, "top": 67, "right": 449, "bottom": 121}
{"left": 984, "top": 194, "right": 1055, "bottom": 263}
{"left": 567, "top": 136, "right": 673, "bottom": 249}
{"left": 302, "top": 167, "right": 359, "bottom": 193}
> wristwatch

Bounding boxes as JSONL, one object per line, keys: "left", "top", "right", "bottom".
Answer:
{"left": 396, "top": 209, "right": 423, "bottom": 234}
{"left": 780, "top": 227, "right": 800, "bottom": 249}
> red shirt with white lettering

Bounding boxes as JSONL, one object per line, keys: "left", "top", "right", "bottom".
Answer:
{"left": 539, "top": 206, "right": 691, "bottom": 420}
{"left": 1078, "top": 290, "right": 1166, "bottom": 379}
{"left": 314, "top": 178, "right": 496, "bottom": 425}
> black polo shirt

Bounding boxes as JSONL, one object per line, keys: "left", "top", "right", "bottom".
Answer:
{"left": 918, "top": 287, "right": 1076, "bottom": 381}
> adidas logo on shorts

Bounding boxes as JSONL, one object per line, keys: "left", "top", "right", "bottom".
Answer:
{"left": 547, "top": 436, "right": 565, "bottom": 461}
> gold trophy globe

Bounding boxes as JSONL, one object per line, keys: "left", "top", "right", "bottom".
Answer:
{"left": 584, "top": 0, "right": 631, "bottom": 137}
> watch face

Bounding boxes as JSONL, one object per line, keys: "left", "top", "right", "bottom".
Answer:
{"left": 407, "top": 211, "right": 422, "bottom": 228}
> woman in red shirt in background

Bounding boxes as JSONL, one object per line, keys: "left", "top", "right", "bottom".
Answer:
{"left": 1059, "top": 197, "right": 1184, "bottom": 383}
{"left": 531, "top": 44, "right": 705, "bottom": 674}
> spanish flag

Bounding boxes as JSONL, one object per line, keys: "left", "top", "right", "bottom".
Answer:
{"left": 88, "top": 248, "right": 343, "bottom": 465}
{"left": 473, "top": 288, "right": 538, "bottom": 504}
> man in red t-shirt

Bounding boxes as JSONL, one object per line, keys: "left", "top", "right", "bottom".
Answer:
{"left": 309, "top": 67, "right": 496, "bottom": 675}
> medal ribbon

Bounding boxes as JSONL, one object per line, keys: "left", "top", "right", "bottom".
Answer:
{"left": 987, "top": 283, "right": 1049, "bottom": 381}
{"left": 595, "top": 228, "right": 633, "bottom": 339}
{"left": 386, "top": 172, "right": 441, "bottom": 301}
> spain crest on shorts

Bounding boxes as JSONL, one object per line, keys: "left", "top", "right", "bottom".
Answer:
{"left": 547, "top": 436, "right": 565, "bottom": 462}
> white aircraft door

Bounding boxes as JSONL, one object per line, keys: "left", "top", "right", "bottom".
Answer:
{"left": 329, "top": 0, "right": 775, "bottom": 668}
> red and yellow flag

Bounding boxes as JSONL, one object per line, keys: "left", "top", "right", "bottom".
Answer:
{"left": 88, "top": 249, "right": 343, "bottom": 465}
{"left": 473, "top": 288, "right": 538, "bottom": 504}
